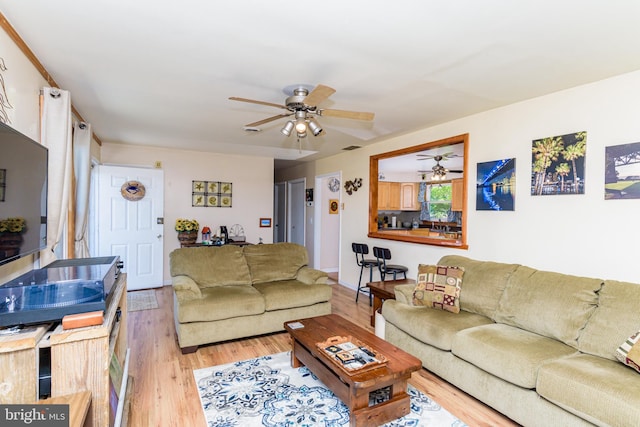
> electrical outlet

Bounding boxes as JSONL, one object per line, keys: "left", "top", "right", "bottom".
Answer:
{"left": 154, "top": 161, "right": 162, "bottom": 168}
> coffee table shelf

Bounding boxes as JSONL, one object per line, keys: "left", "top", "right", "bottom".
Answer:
{"left": 285, "top": 314, "right": 421, "bottom": 427}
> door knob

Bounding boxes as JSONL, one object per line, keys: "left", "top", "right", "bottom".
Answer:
{"left": 157, "top": 234, "right": 162, "bottom": 239}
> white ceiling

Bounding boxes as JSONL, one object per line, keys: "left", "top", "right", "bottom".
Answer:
{"left": 2, "top": 1, "right": 640, "bottom": 170}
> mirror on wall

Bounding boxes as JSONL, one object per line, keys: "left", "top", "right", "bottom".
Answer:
{"left": 368, "top": 134, "right": 468, "bottom": 248}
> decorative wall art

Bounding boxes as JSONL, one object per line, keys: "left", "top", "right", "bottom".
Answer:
{"left": 0, "top": 169, "right": 5, "bottom": 202}
{"left": 329, "top": 199, "right": 339, "bottom": 214}
{"left": 344, "top": 178, "right": 362, "bottom": 195}
{"left": 476, "top": 159, "right": 516, "bottom": 211}
{"left": 192, "top": 180, "right": 233, "bottom": 207}
{"left": 531, "top": 131, "right": 586, "bottom": 196}
{"left": 604, "top": 141, "right": 640, "bottom": 199}
{"left": 120, "top": 180, "right": 146, "bottom": 201}
{"left": 305, "top": 188, "right": 313, "bottom": 202}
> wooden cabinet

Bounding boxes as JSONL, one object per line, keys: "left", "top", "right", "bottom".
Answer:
{"left": 451, "top": 178, "right": 464, "bottom": 211}
{"left": 378, "top": 182, "right": 401, "bottom": 210}
{"left": 379, "top": 182, "right": 420, "bottom": 211}
{"left": 400, "top": 183, "right": 420, "bottom": 210}
{"left": 49, "top": 274, "right": 129, "bottom": 427}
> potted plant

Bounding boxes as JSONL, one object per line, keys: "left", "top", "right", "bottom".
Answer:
{"left": 175, "top": 218, "right": 199, "bottom": 246}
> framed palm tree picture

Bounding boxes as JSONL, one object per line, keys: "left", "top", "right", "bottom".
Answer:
{"left": 531, "top": 131, "right": 586, "bottom": 196}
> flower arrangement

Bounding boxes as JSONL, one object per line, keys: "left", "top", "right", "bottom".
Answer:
{"left": 175, "top": 218, "right": 199, "bottom": 233}
{"left": 0, "top": 217, "right": 26, "bottom": 234}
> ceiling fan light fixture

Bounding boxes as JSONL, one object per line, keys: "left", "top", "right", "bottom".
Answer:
{"left": 308, "top": 119, "right": 322, "bottom": 136}
{"left": 281, "top": 120, "right": 295, "bottom": 136}
{"left": 295, "top": 119, "right": 307, "bottom": 134}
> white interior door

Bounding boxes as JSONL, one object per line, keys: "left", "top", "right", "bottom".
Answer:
{"left": 287, "top": 178, "right": 305, "bottom": 246}
{"left": 96, "top": 165, "right": 164, "bottom": 290}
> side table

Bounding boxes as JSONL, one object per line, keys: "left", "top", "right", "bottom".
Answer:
{"left": 367, "top": 279, "right": 416, "bottom": 327}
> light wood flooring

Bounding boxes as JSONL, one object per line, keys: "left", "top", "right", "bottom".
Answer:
{"left": 126, "top": 280, "right": 519, "bottom": 426}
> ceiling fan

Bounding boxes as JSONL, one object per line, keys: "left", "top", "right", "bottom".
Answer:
{"left": 229, "top": 84, "right": 374, "bottom": 139}
{"left": 418, "top": 154, "right": 463, "bottom": 181}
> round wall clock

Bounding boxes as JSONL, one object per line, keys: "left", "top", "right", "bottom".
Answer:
{"left": 328, "top": 177, "right": 340, "bottom": 192}
{"left": 121, "top": 180, "right": 146, "bottom": 201}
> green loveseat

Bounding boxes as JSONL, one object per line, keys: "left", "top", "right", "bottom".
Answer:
{"left": 382, "top": 255, "right": 640, "bottom": 427}
{"left": 170, "top": 243, "right": 331, "bottom": 353}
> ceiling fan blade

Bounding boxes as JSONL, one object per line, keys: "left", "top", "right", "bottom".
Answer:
{"left": 229, "top": 97, "right": 288, "bottom": 110}
{"left": 245, "top": 113, "right": 292, "bottom": 127}
{"left": 449, "top": 170, "right": 464, "bottom": 173}
{"left": 303, "top": 84, "right": 336, "bottom": 106}
{"left": 319, "top": 108, "right": 375, "bottom": 121}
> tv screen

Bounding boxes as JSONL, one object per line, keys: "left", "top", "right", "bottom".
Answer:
{"left": 0, "top": 122, "right": 48, "bottom": 265}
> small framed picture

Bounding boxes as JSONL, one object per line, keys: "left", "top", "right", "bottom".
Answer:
{"left": 329, "top": 199, "right": 339, "bottom": 214}
{"left": 260, "top": 218, "right": 272, "bottom": 228}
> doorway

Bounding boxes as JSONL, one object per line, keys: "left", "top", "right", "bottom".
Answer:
{"left": 287, "top": 178, "right": 306, "bottom": 246}
{"left": 313, "top": 173, "right": 341, "bottom": 273}
{"left": 273, "top": 182, "right": 286, "bottom": 243}
{"left": 93, "top": 165, "right": 164, "bottom": 290}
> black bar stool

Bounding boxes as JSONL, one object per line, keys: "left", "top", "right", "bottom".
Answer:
{"left": 373, "top": 246, "right": 408, "bottom": 281}
{"left": 352, "top": 243, "right": 379, "bottom": 305}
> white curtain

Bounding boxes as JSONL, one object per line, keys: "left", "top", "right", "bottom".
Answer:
{"left": 73, "top": 121, "right": 91, "bottom": 258}
{"left": 41, "top": 87, "right": 73, "bottom": 265}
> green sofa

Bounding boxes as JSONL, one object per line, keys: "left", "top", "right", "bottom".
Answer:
{"left": 382, "top": 255, "right": 640, "bottom": 427}
{"left": 170, "top": 243, "right": 331, "bottom": 353}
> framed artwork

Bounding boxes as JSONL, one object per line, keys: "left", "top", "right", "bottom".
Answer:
{"left": 605, "top": 141, "right": 640, "bottom": 199}
{"left": 329, "top": 199, "right": 339, "bottom": 214}
{"left": 531, "top": 131, "right": 586, "bottom": 196}
{"left": 476, "top": 159, "right": 516, "bottom": 211}
{"left": 0, "top": 169, "right": 5, "bottom": 202}
{"left": 305, "top": 188, "right": 313, "bottom": 202}
{"left": 192, "top": 180, "right": 232, "bottom": 207}
{"left": 260, "top": 218, "right": 272, "bottom": 227}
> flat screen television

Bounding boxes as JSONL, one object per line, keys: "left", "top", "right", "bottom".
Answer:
{"left": 0, "top": 121, "right": 48, "bottom": 265}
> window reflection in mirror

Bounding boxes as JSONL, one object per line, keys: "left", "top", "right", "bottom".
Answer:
{"left": 368, "top": 134, "right": 468, "bottom": 248}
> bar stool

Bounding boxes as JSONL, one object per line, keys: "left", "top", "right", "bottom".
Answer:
{"left": 352, "top": 243, "right": 379, "bottom": 305}
{"left": 373, "top": 246, "right": 408, "bottom": 281}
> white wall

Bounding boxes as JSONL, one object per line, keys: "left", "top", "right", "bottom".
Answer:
{"left": 317, "top": 174, "right": 340, "bottom": 271}
{"left": 0, "top": 28, "right": 48, "bottom": 281}
{"left": 100, "top": 142, "right": 274, "bottom": 284}
{"left": 315, "top": 70, "right": 640, "bottom": 290}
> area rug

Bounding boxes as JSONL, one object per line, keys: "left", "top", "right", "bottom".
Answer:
{"left": 127, "top": 289, "right": 159, "bottom": 312}
{"left": 194, "top": 351, "right": 465, "bottom": 427}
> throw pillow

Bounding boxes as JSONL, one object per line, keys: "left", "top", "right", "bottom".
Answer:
{"left": 615, "top": 330, "right": 640, "bottom": 374}
{"left": 412, "top": 264, "right": 464, "bottom": 313}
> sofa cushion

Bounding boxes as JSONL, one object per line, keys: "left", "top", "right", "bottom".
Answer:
{"left": 169, "top": 246, "right": 252, "bottom": 287}
{"left": 579, "top": 280, "right": 640, "bottom": 360}
{"left": 243, "top": 243, "right": 308, "bottom": 284}
{"left": 451, "top": 323, "right": 577, "bottom": 389}
{"left": 494, "top": 266, "right": 603, "bottom": 348}
{"left": 176, "top": 285, "right": 265, "bottom": 323}
{"left": 616, "top": 330, "right": 640, "bottom": 374}
{"left": 172, "top": 275, "right": 203, "bottom": 301}
{"left": 253, "top": 280, "right": 332, "bottom": 311}
{"left": 412, "top": 264, "right": 464, "bottom": 313}
{"left": 438, "top": 255, "right": 519, "bottom": 319}
{"left": 382, "top": 299, "right": 493, "bottom": 351}
{"left": 537, "top": 353, "right": 640, "bottom": 427}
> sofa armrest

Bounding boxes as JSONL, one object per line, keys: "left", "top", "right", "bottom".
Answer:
{"left": 296, "top": 266, "right": 329, "bottom": 285}
{"left": 393, "top": 284, "right": 416, "bottom": 305}
{"left": 172, "top": 275, "right": 203, "bottom": 301}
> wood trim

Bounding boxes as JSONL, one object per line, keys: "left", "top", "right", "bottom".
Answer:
{"left": 0, "top": 12, "right": 103, "bottom": 145}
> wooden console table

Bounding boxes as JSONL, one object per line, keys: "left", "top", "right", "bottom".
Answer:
{"left": 367, "top": 279, "right": 416, "bottom": 327}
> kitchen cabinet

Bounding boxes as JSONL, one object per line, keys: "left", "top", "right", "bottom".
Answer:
{"left": 451, "top": 178, "right": 464, "bottom": 211}
{"left": 400, "top": 183, "right": 420, "bottom": 210}
{"left": 378, "top": 182, "right": 401, "bottom": 210}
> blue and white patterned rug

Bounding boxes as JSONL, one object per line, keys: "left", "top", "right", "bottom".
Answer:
{"left": 194, "top": 351, "right": 466, "bottom": 427}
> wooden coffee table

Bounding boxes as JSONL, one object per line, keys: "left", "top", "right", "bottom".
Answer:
{"left": 284, "top": 314, "right": 422, "bottom": 427}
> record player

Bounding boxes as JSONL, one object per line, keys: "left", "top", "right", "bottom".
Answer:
{"left": 0, "top": 256, "right": 122, "bottom": 328}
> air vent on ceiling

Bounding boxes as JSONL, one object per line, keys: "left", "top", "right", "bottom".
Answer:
{"left": 243, "top": 126, "right": 261, "bottom": 132}
{"left": 342, "top": 145, "right": 361, "bottom": 151}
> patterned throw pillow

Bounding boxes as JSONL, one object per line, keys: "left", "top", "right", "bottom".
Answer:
{"left": 412, "top": 264, "right": 464, "bottom": 313}
{"left": 616, "top": 330, "right": 640, "bottom": 373}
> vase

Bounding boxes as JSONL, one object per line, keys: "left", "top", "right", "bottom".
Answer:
{"left": 177, "top": 231, "right": 198, "bottom": 246}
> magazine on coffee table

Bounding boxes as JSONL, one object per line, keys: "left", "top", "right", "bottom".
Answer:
{"left": 317, "top": 335, "right": 387, "bottom": 374}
